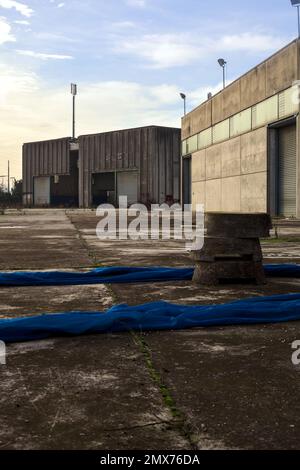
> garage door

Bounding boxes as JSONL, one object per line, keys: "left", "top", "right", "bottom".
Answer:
{"left": 278, "top": 125, "right": 297, "bottom": 217}
{"left": 34, "top": 177, "right": 50, "bottom": 206}
{"left": 117, "top": 172, "right": 138, "bottom": 205}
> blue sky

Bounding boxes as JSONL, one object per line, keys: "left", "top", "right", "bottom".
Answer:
{"left": 0, "top": 0, "right": 296, "bottom": 179}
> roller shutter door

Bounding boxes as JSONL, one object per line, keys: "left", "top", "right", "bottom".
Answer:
{"left": 117, "top": 172, "right": 138, "bottom": 205}
{"left": 34, "top": 177, "right": 50, "bottom": 206}
{"left": 278, "top": 125, "right": 297, "bottom": 217}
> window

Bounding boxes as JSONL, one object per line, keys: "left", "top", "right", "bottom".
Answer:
{"left": 279, "top": 87, "right": 299, "bottom": 119}
{"left": 182, "top": 140, "right": 188, "bottom": 156}
{"left": 198, "top": 128, "right": 212, "bottom": 149}
{"left": 252, "top": 95, "right": 278, "bottom": 128}
{"left": 186, "top": 134, "right": 198, "bottom": 153}
{"left": 230, "top": 108, "right": 252, "bottom": 137}
{"left": 212, "top": 119, "right": 230, "bottom": 144}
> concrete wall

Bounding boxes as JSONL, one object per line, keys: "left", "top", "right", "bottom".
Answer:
{"left": 192, "top": 127, "right": 267, "bottom": 213}
{"left": 182, "top": 40, "right": 299, "bottom": 141}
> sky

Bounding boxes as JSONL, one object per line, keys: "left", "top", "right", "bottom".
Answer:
{"left": 0, "top": 0, "right": 297, "bottom": 181}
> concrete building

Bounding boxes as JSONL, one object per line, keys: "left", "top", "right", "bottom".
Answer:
{"left": 23, "top": 126, "right": 181, "bottom": 208}
{"left": 182, "top": 39, "right": 300, "bottom": 218}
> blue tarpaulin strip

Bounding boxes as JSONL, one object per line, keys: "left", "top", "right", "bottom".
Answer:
{"left": 1, "top": 293, "right": 300, "bottom": 343}
{"left": 0, "top": 264, "right": 299, "bottom": 287}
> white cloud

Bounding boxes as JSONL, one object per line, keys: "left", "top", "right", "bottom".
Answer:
{"left": 0, "top": 0, "right": 33, "bottom": 18}
{"left": 125, "top": 0, "right": 146, "bottom": 7}
{"left": 16, "top": 49, "right": 73, "bottom": 60}
{"left": 215, "top": 33, "right": 286, "bottom": 52}
{"left": 14, "top": 19, "right": 29, "bottom": 25}
{"left": 115, "top": 32, "right": 287, "bottom": 69}
{"left": 110, "top": 21, "right": 136, "bottom": 29}
{"left": 0, "top": 16, "right": 15, "bottom": 44}
{"left": 57, "top": 2, "right": 65, "bottom": 8}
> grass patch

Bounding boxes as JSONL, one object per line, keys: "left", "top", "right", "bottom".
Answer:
{"left": 132, "top": 332, "right": 181, "bottom": 419}
{"left": 261, "top": 237, "right": 300, "bottom": 244}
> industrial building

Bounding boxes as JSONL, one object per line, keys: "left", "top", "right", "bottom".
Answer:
{"left": 23, "top": 126, "right": 181, "bottom": 207}
{"left": 182, "top": 39, "right": 300, "bottom": 218}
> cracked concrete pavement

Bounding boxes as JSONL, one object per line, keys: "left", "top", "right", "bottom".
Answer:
{"left": 0, "top": 209, "right": 300, "bottom": 449}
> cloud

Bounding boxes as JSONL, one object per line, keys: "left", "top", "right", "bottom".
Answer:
{"left": 216, "top": 33, "right": 286, "bottom": 52}
{"left": 57, "top": 2, "right": 65, "bottom": 8}
{"left": 16, "top": 49, "right": 74, "bottom": 60}
{"left": 0, "top": 0, "right": 33, "bottom": 17}
{"left": 109, "top": 21, "right": 136, "bottom": 29}
{"left": 125, "top": 0, "right": 146, "bottom": 7}
{"left": 0, "top": 16, "right": 15, "bottom": 44}
{"left": 115, "top": 32, "right": 288, "bottom": 69}
{"left": 14, "top": 19, "right": 29, "bottom": 24}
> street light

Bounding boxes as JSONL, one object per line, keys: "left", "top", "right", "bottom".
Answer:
{"left": 218, "top": 58, "right": 227, "bottom": 89}
{"left": 291, "top": 0, "right": 300, "bottom": 38}
{"left": 180, "top": 93, "right": 186, "bottom": 116}
{"left": 71, "top": 83, "right": 77, "bottom": 139}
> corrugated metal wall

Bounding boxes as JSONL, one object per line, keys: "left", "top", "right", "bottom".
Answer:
{"left": 22, "top": 138, "right": 71, "bottom": 200}
{"left": 78, "top": 126, "right": 181, "bottom": 207}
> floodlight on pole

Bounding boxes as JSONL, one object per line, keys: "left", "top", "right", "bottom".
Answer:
{"left": 218, "top": 58, "right": 227, "bottom": 89}
{"left": 291, "top": 0, "right": 300, "bottom": 38}
{"left": 180, "top": 93, "right": 186, "bottom": 116}
{"left": 71, "top": 83, "right": 77, "bottom": 139}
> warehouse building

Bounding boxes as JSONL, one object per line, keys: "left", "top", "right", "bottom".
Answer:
{"left": 23, "top": 126, "right": 181, "bottom": 207}
{"left": 182, "top": 39, "right": 300, "bottom": 218}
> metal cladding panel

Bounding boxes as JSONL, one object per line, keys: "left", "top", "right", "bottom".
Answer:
{"left": 150, "top": 127, "right": 181, "bottom": 204}
{"left": 78, "top": 127, "right": 181, "bottom": 207}
{"left": 22, "top": 138, "right": 71, "bottom": 196}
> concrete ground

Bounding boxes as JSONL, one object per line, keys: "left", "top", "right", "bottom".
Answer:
{"left": 0, "top": 209, "right": 300, "bottom": 450}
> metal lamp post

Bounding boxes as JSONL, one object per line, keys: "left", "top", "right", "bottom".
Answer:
{"left": 291, "top": 0, "right": 300, "bottom": 38}
{"left": 180, "top": 93, "right": 187, "bottom": 116}
{"left": 218, "top": 58, "right": 227, "bottom": 89}
{"left": 71, "top": 83, "right": 77, "bottom": 139}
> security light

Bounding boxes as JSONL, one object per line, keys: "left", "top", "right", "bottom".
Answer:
{"left": 218, "top": 58, "right": 226, "bottom": 68}
{"left": 291, "top": 1, "right": 300, "bottom": 38}
{"left": 180, "top": 93, "right": 186, "bottom": 100}
{"left": 71, "top": 83, "right": 77, "bottom": 96}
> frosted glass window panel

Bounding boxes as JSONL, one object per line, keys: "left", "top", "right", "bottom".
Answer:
{"left": 182, "top": 140, "right": 188, "bottom": 156}
{"left": 279, "top": 87, "right": 299, "bottom": 119}
{"left": 212, "top": 119, "right": 230, "bottom": 143}
{"left": 198, "top": 128, "right": 212, "bottom": 149}
{"left": 230, "top": 108, "right": 252, "bottom": 137}
{"left": 187, "top": 134, "right": 198, "bottom": 153}
{"left": 252, "top": 95, "right": 278, "bottom": 128}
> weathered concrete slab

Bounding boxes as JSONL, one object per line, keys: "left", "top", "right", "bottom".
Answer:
{"left": 1, "top": 335, "right": 189, "bottom": 450}
{"left": 0, "top": 210, "right": 91, "bottom": 270}
{"left": 1, "top": 209, "right": 300, "bottom": 450}
{"left": 145, "top": 323, "right": 300, "bottom": 449}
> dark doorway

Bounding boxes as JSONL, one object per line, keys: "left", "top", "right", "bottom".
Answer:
{"left": 50, "top": 150, "right": 79, "bottom": 207}
{"left": 182, "top": 156, "right": 192, "bottom": 205}
{"left": 92, "top": 172, "right": 116, "bottom": 206}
